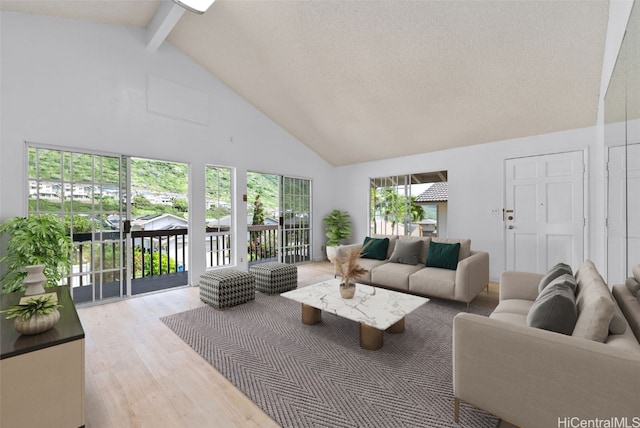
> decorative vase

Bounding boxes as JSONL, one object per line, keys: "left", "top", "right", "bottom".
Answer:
{"left": 14, "top": 308, "right": 60, "bottom": 335}
{"left": 339, "top": 282, "right": 356, "bottom": 299}
{"left": 23, "top": 264, "right": 47, "bottom": 296}
{"left": 326, "top": 245, "right": 339, "bottom": 262}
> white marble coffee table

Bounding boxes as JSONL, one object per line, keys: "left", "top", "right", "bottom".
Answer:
{"left": 281, "top": 278, "right": 429, "bottom": 350}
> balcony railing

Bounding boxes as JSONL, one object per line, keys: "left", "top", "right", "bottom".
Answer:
{"left": 67, "top": 223, "right": 308, "bottom": 301}
{"left": 206, "top": 226, "right": 232, "bottom": 268}
{"left": 248, "top": 224, "right": 311, "bottom": 265}
{"left": 248, "top": 224, "right": 278, "bottom": 264}
{"left": 131, "top": 228, "right": 188, "bottom": 277}
{"left": 68, "top": 227, "right": 233, "bottom": 302}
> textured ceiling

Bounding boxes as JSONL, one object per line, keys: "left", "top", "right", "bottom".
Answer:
{"left": 1, "top": 0, "right": 610, "bottom": 166}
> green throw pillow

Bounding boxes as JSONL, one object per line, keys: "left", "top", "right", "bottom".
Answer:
{"left": 361, "top": 237, "right": 389, "bottom": 260}
{"left": 425, "top": 241, "right": 460, "bottom": 270}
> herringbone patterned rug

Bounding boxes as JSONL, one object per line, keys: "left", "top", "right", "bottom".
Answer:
{"left": 160, "top": 277, "right": 499, "bottom": 428}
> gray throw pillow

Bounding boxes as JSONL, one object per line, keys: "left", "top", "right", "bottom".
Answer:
{"left": 528, "top": 277, "right": 578, "bottom": 335}
{"left": 538, "top": 262, "right": 574, "bottom": 294}
{"left": 389, "top": 239, "right": 422, "bottom": 265}
{"left": 627, "top": 277, "right": 640, "bottom": 296}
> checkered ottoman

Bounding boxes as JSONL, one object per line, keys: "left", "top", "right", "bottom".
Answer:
{"left": 199, "top": 268, "right": 256, "bottom": 309}
{"left": 249, "top": 262, "right": 298, "bottom": 294}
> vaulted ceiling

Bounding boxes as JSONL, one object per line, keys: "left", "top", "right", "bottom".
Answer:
{"left": 0, "top": 0, "right": 610, "bottom": 166}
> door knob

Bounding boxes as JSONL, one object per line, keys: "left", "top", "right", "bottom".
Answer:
{"left": 508, "top": 225, "right": 514, "bottom": 229}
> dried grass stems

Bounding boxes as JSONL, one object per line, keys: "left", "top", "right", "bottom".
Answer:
{"left": 333, "top": 242, "right": 370, "bottom": 287}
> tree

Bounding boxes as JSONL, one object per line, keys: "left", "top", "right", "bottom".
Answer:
{"left": 252, "top": 194, "right": 265, "bottom": 225}
{"left": 378, "top": 187, "right": 404, "bottom": 233}
{"left": 250, "top": 194, "right": 267, "bottom": 259}
{"left": 132, "top": 247, "right": 176, "bottom": 277}
{"left": 64, "top": 215, "right": 100, "bottom": 233}
{"left": 132, "top": 194, "right": 151, "bottom": 209}
{"left": 409, "top": 196, "right": 425, "bottom": 222}
{"left": 172, "top": 197, "right": 188, "bottom": 213}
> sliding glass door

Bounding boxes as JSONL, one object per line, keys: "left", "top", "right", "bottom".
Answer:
{"left": 28, "top": 146, "right": 126, "bottom": 303}
{"left": 28, "top": 146, "right": 192, "bottom": 303}
{"left": 280, "top": 176, "right": 312, "bottom": 263}
{"left": 247, "top": 172, "right": 312, "bottom": 265}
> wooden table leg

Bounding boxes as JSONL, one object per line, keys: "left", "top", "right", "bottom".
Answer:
{"left": 302, "top": 304, "right": 321, "bottom": 325}
{"left": 386, "top": 318, "right": 405, "bottom": 334}
{"left": 360, "top": 323, "right": 383, "bottom": 350}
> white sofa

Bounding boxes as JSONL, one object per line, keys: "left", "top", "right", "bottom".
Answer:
{"left": 452, "top": 261, "right": 640, "bottom": 427}
{"left": 336, "top": 234, "right": 490, "bottom": 311}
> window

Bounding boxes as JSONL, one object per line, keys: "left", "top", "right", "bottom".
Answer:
{"left": 28, "top": 146, "right": 125, "bottom": 301}
{"left": 369, "top": 171, "right": 447, "bottom": 237}
{"left": 205, "top": 165, "right": 233, "bottom": 268}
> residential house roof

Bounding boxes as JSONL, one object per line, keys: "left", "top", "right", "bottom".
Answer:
{"left": 415, "top": 182, "right": 448, "bottom": 203}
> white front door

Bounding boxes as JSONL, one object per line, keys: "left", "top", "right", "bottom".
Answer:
{"left": 607, "top": 143, "right": 640, "bottom": 284}
{"left": 505, "top": 151, "right": 585, "bottom": 273}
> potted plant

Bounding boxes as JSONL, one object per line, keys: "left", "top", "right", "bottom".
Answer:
{"left": 332, "top": 244, "right": 368, "bottom": 299}
{"left": 1, "top": 294, "right": 62, "bottom": 335}
{"left": 322, "top": 209, "right": 351, "bottom": 261}
{"left": 0, "top": 214, "right": 74, "bottom": 294}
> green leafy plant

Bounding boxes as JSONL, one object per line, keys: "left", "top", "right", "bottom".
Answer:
{"left": 323, "top": 210, "right": 351, "bottom": 247}
{"left": 0, "top": 214, "right": 74, "bottom": 294}
{"left": 1, "top": 295, "right": 62, "bottom": 321}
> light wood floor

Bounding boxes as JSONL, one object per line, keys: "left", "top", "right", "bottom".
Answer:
{"left": 77, "top": 261, "right": 499, "bottom": 428}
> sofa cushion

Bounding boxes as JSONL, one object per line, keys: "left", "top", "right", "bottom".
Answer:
{"left": 634, "top": 264, "right": 640, "bottom": 283}
{"left": 432, "top": 238, "right": 471, "bottom": 260}
{"left": 361, "top": 237, "right": 389, "bottom": 260}
{"left": 574, "top": 260, "right": 627, "bottom": 336}
{"left": 389, "top": 239, "right": 423, "bottom": 265}
{"left": 408, "top": 267, "right": 455, "bottom": 300}
{"left": 626, "top": 277, "right": 640, "bottom": 296}
{"left": 353, "top": 258, "right": 388, "bottom": 284}
{"left": 527, "top": 278, "right": 577, "bottom": 335}
{"left": 573, "top": 269, "right": 616, "bottom": 342}
{"left": 371, "top": 234, "right": 398, "bottom": 259}
{"left": 397, "top": 236, "right": 430, "bottom": 264}
{"left": 492, "top": 299, "right": 535, "bottom": 317}
{"left": 613, "top": 284, "right": 640, "bottom": 343}
{"left": 425, "top": 241, "right": 460, "bottom": 270}
{"left": 538, "top": 262, "right": 574, "bottom": 294}
{"left": 370, "top": 262, "right": 424, "bottom": 291}
{"left": 489, "top": 311, "right": 528, "bottom": 326}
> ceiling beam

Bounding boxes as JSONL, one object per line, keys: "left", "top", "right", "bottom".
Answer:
{"left": 146, "top": 0, "right": 185, "bottom": 52}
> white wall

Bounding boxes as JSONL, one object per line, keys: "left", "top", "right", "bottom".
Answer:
{"left": 334, "top": 126, "right": 601, "bottom": 282}
{"left": 334, "top": 0, "right": 636, "bottom": 283}
{"left": 1, "top": 1, "right": 635, "bottom": 286}
{"left": 0, "top": 12, "right": 335, "bottom": 285}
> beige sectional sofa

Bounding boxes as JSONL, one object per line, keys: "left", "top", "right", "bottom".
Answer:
{"left": 453, "top": 261, "right": 640, "bottom": 427}
{"left": 336, "top": 234, "right": 489, "bottom": 310}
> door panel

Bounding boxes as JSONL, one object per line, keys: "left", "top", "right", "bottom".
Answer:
{"left": 27, "top": 146, "right": 126, "bottom": 304}
{"left": 280, "top": 176, "right": 312, "bottom": 263}
{"left": 608, "top": 144, "right": 640, "bottom": 284}
{"left": 505, "top": 151, "right": 584, "bottom": 273}
{"left": 513, "top": 233, "right": 538, "bottom": 272}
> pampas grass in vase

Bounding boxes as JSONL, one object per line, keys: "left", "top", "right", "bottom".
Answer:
{"left": 333, "top": 245, "right": 369, "bottom": 299}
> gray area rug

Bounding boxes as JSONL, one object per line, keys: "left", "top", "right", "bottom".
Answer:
{"left": 160, "top": 276, "right": 499, "bottom": 428}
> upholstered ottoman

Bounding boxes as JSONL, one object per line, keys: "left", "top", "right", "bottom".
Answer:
{"left": 249, "top": 262, "right": 298, "bottom": 294}
{"left": 199, "top": 268, "right": 255, "bottom": 309}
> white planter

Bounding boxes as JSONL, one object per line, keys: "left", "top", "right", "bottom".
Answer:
{"left": 14, "top": 309, "right": 60, "bottom": 335}
{"left": 326, "top": 245, "right": 339, "bottom": 262}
